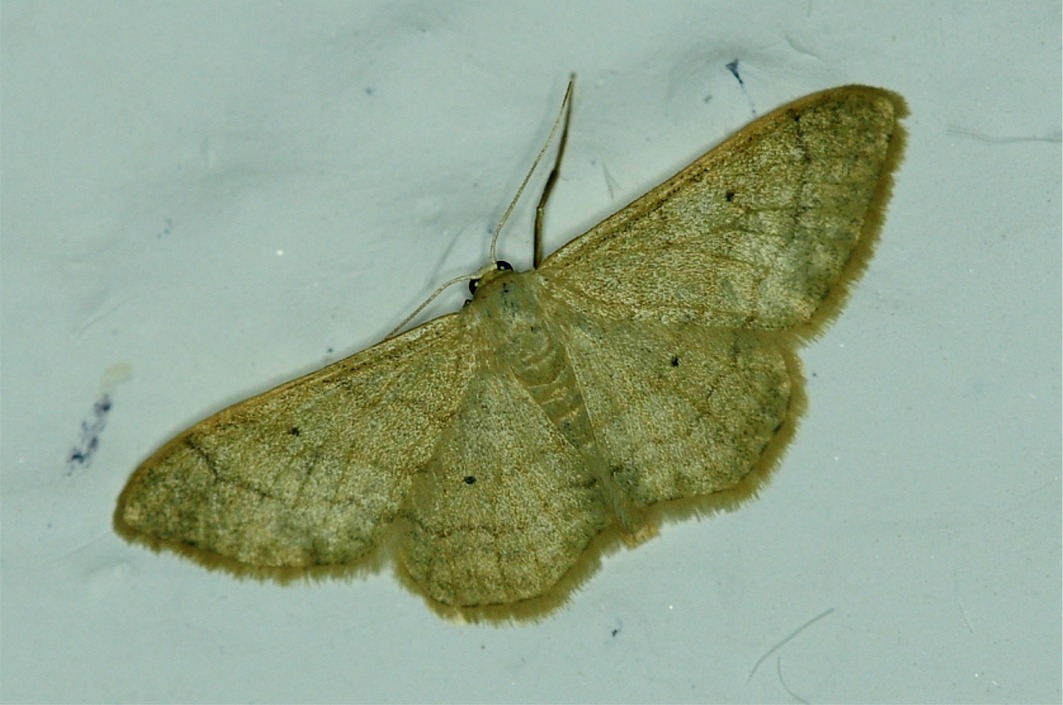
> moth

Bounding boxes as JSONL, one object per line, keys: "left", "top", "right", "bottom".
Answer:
{"left": 117, "top": 80, "right": 905, "bottom": 618}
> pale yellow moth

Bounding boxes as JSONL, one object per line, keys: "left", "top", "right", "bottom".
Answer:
{"left": 116, "top": 80, "right": 906, "bottom": 620}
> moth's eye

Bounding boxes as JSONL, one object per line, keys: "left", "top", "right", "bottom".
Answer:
{"left": 497, "top": 260, "right": 513, "bottom": 272}
{"left": 469, "top": 278, "right": 480, "bottom": 294}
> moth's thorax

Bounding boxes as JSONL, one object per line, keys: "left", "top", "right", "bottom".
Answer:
{"left": 464, "top": 268, "right": 548, "bottom": 352}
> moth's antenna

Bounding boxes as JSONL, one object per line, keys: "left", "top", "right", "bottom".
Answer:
{"left": 488, "top": 74, "right": 576, "bottom": 266}
{"left": 384, "top": 272, "right": 476, "bottom": 340}
{"left": 390, "top": 76, "right": 576, "bottom": 340}
{"left": 534, "top": 75, "right": 574, "bottom": 268}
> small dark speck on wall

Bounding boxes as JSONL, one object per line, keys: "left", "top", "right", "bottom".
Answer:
{"left": 67, "top": 394, "right": 113, "bottom": 472}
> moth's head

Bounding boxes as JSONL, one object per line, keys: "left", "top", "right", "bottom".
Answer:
{"left": 468, "top": 260, "right": 515, "bottom": 298}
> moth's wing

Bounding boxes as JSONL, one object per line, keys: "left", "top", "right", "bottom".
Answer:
{"left": 539, "top": 86, "right": 903, "bottom": 330}
{"left": 117, "top": 314, "right": 473, "bottom": 569}
{"left": 399, "top": 367, "right": 610, "bottom": 607}
{"left": 545, "top": 291, "right": 792, "bottom": 507}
